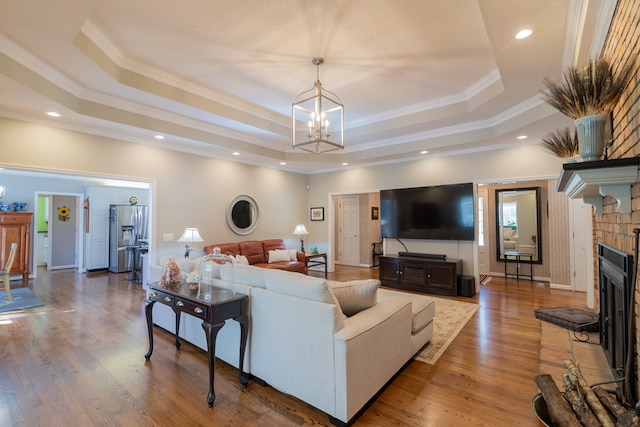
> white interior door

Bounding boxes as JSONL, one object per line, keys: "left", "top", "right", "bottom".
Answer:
{"left": 338, "top": 195, "right": 359, "bottom": 266}
{"left": 477, "top": 187, "right": 490, "bottom": 275}
{"left": 570, "top": 198, "right": 594, "bottom": 307}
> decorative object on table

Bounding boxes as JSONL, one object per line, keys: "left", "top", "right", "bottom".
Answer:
{"left": 197, "top": 249, "right": 235, "bottom": 294}
{"left": 540, "top": 127, "right": 579, "bottom": 159}
{"left": 129, "top": 196, "right": 138, "bottom": 206}
{"left": 371, "top": 206, "right": 379, "bottom": 220}
{"left": 177, "top": 227, "right": 204, "bottom": 258}
{"left": 292, "top": 57, "right": 344, "bottom": 154}
{"left": 57, "top": 205, "right": 70, "bottom": 221}
{"left": 13, "top": 202, "right": 28, "bottom": 211}
{"left": 310, "top": 207, "right": 324, "bottom": 221}
{"left": 309, "top": 244, "right": 318, "bottom": 254}
{"left": 185, "top": 271, "right": 200, "bottom": 290}
{"left": 540, "top": 57, "right": 634, "bottom": 161}
{"left": 0, "top": 202, "right": 12, "bottom": 212}
{"left": 292, "top": 224, "right": 309, "bottom": 253}
{"left": 161, "top": 256, "right": 181, "bottom": 285}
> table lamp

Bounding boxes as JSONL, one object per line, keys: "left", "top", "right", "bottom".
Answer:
{"left": 292, "top": 224, "right": 309, "bottom": 253}
{"left": 178, "top": 227, "right": 204, "bottom": 258}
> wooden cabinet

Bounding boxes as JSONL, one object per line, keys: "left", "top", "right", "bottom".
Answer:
{"left": 379, "top": 255, "right": 462, "bottom": 296}
{"left": 0, "top": 212, "right": 32, "bottom": 281}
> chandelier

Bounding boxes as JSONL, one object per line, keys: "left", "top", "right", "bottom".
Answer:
{"left": 292, "top": 58, "right": 344, "bottom": 153}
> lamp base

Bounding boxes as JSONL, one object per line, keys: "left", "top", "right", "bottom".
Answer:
{"left": 299, "top": 237, "right": 305, "bottom": 254}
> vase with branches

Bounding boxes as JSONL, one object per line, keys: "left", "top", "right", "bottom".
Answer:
{"left": 540, "top": 57, "right": 635, "bottom": 160}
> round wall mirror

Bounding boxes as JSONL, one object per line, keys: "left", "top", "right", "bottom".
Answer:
{"left": 226, "top": 195, "right": 259, "bottom": 235}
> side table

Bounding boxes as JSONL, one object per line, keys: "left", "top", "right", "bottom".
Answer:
{"left": 503, "top": 251, "right": 533, "bottom": 281}
{"left": 305, "top": 252, "right": 327, "bottom": 278}
{"left": 144, "top": 282, "right": 249, "bottom": 406}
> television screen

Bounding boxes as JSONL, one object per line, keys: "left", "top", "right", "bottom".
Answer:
{"left": 380, "top": 183, "right": 474, "bottom": 241}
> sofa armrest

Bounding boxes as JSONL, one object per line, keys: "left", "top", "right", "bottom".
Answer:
{"left": 296, "top": 251, "right": 306, "bottom": 263}
{"left": 332, "top": 298, "right": 413, "bottom": 422}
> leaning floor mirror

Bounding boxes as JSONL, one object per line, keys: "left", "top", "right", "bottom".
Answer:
{"left": 495, "top": 187, "right": 541, "bottom": 262}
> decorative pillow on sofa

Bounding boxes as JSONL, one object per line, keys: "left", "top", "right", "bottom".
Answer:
{"left": 289, "top": 249, "right": 298, "bottom": 261}
{"left": 235, "top": 254, "right": 249, "bottom": 265}
{"left": 268, "top": 249, "right": 291, "bottom": 263}
{"left": 328, "top": 279, "right": 380, "bottom": 317}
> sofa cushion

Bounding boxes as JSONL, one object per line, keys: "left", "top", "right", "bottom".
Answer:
{"left": 236, "top": 254, "right": 249, "bottom": 265}
{"left": 289, "top": 249, "right": 298, "bottom": 261}
{"left": 239, "top": 240, "right": 266, "bottom": 264}
{"left": 262, "top": 238, "right": 287, "bottom": 253}
{"left": 204, "top": 242, "right": 241, "bottom": 257}
{"left": 328, "top": 279, "right": 380, "bottom": 317}
{"left": 220, "top": 264, "right": 267, "bottom": 288}
{"left": 263, "top": 269, "right": 333, "bottom": 304}
{"left": 377, "top": 289, "right": 436, "bottom": 334}
{"left": 268, "top": 249, "right": 291, "bottom": 263}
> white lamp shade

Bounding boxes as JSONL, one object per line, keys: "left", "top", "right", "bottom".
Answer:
{"left": 292, "top": 224, "right": 309, "bottom": 235}
{"left": 178, "top": 228, "right": 204, "bottom": 243}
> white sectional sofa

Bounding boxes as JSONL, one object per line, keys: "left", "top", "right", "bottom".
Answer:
{"left": 148, "top": 261, "right": 435, "bottom": 425}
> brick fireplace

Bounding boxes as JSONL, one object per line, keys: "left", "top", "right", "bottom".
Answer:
{"left": 595, "top": 0, "right": 640, "bottom": 403}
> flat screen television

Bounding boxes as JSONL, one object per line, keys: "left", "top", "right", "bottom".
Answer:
{"left": 380, "top": 183, "right": 475, "bottom": 241}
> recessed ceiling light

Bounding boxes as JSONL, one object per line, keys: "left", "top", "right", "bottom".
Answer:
{"left": 233, "top": 152, "right": 240, "bottom": 156}
{"left": 154, "top": 135, "right": 164, "bottom": 140}
{"left": 517, "top": 135, "right": 527, "bottom": 140}
{"left": 420, "top": 150, "right": 428, "bottom": 154}
{"left": 46, "top": 111, "right": 60, "bottom": 117}
{"left": 280, "top": 162, "right": 286, "bottom": 165}
{"left": 342, "top": 162, "right": 349, "bottom": 166}
{"left": 515, "top": 29, "right": 532, "bottom": 40}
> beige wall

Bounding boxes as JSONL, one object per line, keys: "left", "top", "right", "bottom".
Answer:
{"left": 0, "top": 117, "right": 309, "bottom": 262}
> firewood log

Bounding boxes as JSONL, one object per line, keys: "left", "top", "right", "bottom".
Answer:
{"left": 534, "top": 374, "right": 581, "bottom": 427}
{"left": 564, "top": 360, "right": 616, "bottom": 427}
{"left": 593, "top": 386, "right": 627, "bottom": 421}
{"left": 616, "top": 410, "right": 640, "bottom": 427}
{"left": 563, "top": 374, "right": 600, "bottom": 426}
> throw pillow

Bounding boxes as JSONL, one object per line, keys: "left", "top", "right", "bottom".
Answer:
{"left": 268, "top": 249, "right": 291, "bottom": 263}
{"left": 236, "top": 254, "right": 249, "bottom": 265}
{"left": 328, "top": 279, "right": 380, "bottom": 317}
{"left": 289, "top": 249, "right": 298, "bottom": 261}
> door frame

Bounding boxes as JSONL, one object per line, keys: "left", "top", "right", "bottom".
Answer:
{"left": 33, "top": 191, "right": 84, "bottom": 277}
{"left": 327, "top": 189, "right": 380, "bottom": 273}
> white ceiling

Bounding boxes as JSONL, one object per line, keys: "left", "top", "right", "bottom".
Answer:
{"left": 0, "top": 0, "right": 614, "bottom": 174}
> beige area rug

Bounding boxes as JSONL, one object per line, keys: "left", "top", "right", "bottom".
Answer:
{"left": 414, "top": 297, "right": 479, "bottom": 365}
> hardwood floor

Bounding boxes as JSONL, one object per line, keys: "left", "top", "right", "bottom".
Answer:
{"left": 0, "top": 266, "right": 588, "bottom": 426}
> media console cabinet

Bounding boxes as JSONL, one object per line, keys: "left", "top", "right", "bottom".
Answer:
{"left": 378, "top": 255, "right": 462, "bottom": 296}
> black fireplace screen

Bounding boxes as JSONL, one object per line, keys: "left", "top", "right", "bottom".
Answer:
{"left": 598, "top": 243, "right": 634, "bottom": 401}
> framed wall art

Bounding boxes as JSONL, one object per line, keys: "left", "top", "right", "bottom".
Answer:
{"left": 371, "top": 206, "right": 379, "bottom": 220}
{"left": 310, "top": 207, "right": 324, "bottom": 221}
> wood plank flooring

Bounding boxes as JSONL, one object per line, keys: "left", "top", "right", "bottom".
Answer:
{"left": 0, "top": 267, "right": 588, "bottom": 426}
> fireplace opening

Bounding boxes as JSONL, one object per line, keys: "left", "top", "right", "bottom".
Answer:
{"left": 598, "top": 243, "right": 635, "bottom": 403}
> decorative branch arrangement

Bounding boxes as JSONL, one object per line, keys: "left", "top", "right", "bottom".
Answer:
{"left": 541, "top": 58, "right": 635, "bottom": 120}
{"left": 540, "top": 127, "right": 579, "bottom": 158}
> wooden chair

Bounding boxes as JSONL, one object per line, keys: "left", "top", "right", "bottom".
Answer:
{"left": 1, "top": 243, "right": 18, "bottom": 300}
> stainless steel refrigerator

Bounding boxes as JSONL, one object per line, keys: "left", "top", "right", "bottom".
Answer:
{"left": 109, "top": 204, "right": 149, "bottom": 273}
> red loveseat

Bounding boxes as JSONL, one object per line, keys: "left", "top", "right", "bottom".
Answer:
{"left": 203, "top": 239, "right": 307, "bottom": 274}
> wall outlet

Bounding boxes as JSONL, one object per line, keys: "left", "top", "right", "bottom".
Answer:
{"left": 163, "top": 233, "right": 174, "bottom": 242}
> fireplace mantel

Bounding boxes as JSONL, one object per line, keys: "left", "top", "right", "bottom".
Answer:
{"left": 556, "top": 157, "right": 640, "bottom": 214}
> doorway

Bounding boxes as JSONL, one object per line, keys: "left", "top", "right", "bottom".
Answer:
{"left": 33, "top": 192, "right": 83, "bottom": 275}
{"left": 337, "top": 195, "right": 359, "bottom": 266}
